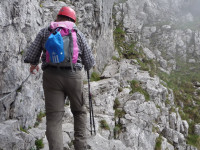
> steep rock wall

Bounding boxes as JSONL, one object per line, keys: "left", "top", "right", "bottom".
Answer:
{"left": 72, "top": 0, "right": 115, "bottom": 71}
{"left": 0, "top": 0, "right": 199, "bottom": 149}
{"left": 0, "top": 0, "right": 115, "bottom": 149}
{"left": 113, "top": 0, "right": 200, "bottom": 72}
{"left": 0, "top": 0, "right": 114, "bottom": 126}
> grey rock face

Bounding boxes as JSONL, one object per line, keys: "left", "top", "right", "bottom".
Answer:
{"left": 87, "top": 133, "right": 132, "bottom": 150}
{"left": 162, "top": 127, "right": 186, "bottom": 148}
{"left": 0, "top": 0, "right": 199, "bottom": 150}
{"left": 194, "top": 124, "right": 200, "bottom": 136}
{"left": 161, "top": 137, "right": 174, "bottom": 150}
{"left": 0, "top": 0, "right": 45, "bottom": 129}
{"left": 73, "top": 0, "right": 115, "bottom": 71}
{"left": 114, "top": 0, "right": 200, "bottom": 73}
{"left": 123, "top": 93, "right": 159, "bottom": 150}
{"left": 143, "top": 47, "right": 156, "bottom": 60}
{"left": 0, "top": 120, "right": 35, "bottom": 150}
{"left": 85, "top": 78, "right": 119, "bottom": 116}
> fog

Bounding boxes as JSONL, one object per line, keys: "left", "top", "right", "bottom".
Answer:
{"left": 183, "top": 0, "right": 200, "bottom": 17}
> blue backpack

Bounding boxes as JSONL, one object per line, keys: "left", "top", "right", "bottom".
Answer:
{"left": 45, "top": 30, "right": 65, "bottom": 63}
{"left": 45, "top": 21, "right": 79, "bottom": 70}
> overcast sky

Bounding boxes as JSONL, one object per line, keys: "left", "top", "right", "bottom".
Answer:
{"left": 184, "top": 0, "right": 200, "bottom": 17}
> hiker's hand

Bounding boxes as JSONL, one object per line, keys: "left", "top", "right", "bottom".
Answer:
{"left": 30, "top": 64, "right": 39, "bottom": 74}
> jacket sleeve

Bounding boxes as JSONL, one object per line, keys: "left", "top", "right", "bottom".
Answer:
{"left": 24, "top": 29, "right": 44, "bottom": 65}
{"left": 77, "top": 31, "right": 95, "bottom": 70}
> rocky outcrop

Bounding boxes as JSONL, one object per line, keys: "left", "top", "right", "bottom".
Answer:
{"left": 0, "top": 0, "right": 116, "bottom": 149}
{"left": 72, "top": 0, "right": 115, "bottom": 71}
{"left": 113, "top": 0, "right": 200, "bottom": 72}
{"left": 13, "top": 58, "right": 194, "bottom": 150}
{"left": 0, "top": 120, "right": 34, "bottom": 150}
{"left": 0, "top": 0, "right": 44, "bottom": 124}
{"left": 0, "top": 0, "right": 200, "bottom": 149}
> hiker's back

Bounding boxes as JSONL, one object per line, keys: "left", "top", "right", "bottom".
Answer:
{"left": 45, "top": 21, "right": 79, "bottom": 70}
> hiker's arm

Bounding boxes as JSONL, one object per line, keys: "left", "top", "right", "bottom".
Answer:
{"left": 79, "top": 32, "right": 95, "bottom": 70}
{"left": 24, "top": 29, "right": 44, "bottom": 66}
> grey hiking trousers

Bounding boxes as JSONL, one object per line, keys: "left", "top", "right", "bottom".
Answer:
{"left": 43, "top": 67, "right": 87, "bottom": 150}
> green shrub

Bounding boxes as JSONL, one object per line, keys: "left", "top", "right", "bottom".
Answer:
{"left": 113, "top": 24, "right": 126, "bottom": 56}
{"left": 196, "top": 89, "right": 200, "bottom": 96}
{"left": 155, "top": 135, "right": 162, "bottom": 150}
{"left": 169, "top": 107, "right": 176, "bottom": 113}
{"left": 157, "top": 60, "right": 200, "bottom": 135}
{"left": 34, "top": 111, "right": 46, "bottom": 127}
{"left": 35, "top": 139, "right": 44, "bottom": 150}
{"left": 20, "top": 127, "right": 29, "bottom": 134}
{"left": 34, "top": 122, "right": 39, "bottom": 128}
{"left": 165, "top": 99, "right": 170, "bottom": 105}
{"left": 19, "top": 50, "right": 24, "bottom": 55}
{"left": 100, "top": 120, "right": 110, "bottom": 130}
{"left": 91, "top": 72, "right": 101, "bottom": 82}
{"left": 130, "top": 80, "right": 150, "bottom": 101}
{"left": 37, "top": 111, "right": 46, "bottom": 122}
{"left": 113, "top": 98, "right": 120, "bottom": 109}
{"left": 114, "top": 109, "right": 125, "bottom": 119}
{"left": 113, "top": 124, "right": 122, "bottom": 139}
{"left": 68, "top": 140, "right": 74, "bottom": 148}
{"left": 112, "top": 56, "right": 120, "bottom": 61}
{"left": 152, "top": 126, "right": 159, "bottom": 133}
{"left": 187, "top": 134, "right": 200, "bottom": 149}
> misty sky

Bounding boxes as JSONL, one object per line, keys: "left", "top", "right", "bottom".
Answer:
{"left": 185, "top": 0, "right": 200, "bottom": 17}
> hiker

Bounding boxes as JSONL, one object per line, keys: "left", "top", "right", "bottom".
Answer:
{"left": 24, "top": 6, "right": 95, "bottom": 150}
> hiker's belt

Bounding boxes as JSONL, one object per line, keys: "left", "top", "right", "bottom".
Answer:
{"left": 47, "top": 65, "right": 80, "bottom": 71}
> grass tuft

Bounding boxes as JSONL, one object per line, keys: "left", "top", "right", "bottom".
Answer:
{"left": 113, "top": 98, "right": 120, "bottom": 109}
{"left": 35, "top": 139, "right": 44, "bottom": 150}
{"left": 130, "top": 80, "right": 150, "bottom": 101}
{"left": 100, "top": 120, "right": 110, "bottom": 130}
{"left": 91, "top": 71, "right": 101, "bottom": 82}
{"left": 155, "top": 135, "right": 162, "bottom": 150}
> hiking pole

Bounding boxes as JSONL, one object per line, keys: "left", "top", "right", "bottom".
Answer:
{"left": 0, "top": 73, "right": 31, "bottom": 102}
{"left": 87, "top": 70, "right": 96, "bottom": 135}
{"left": 87, "top": 69, "right": 93, "bottom": 135}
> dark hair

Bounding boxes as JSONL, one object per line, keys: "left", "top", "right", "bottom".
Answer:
{"left": 57, "top": 15, "right": 75, "bottom": 22}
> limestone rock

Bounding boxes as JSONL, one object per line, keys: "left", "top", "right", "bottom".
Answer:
{"left": 0, "top": 0, "right": 199, "bottom": 150}
{"left": 194, "top": 124, "right": 200, "bottom": 136}
{"left": 0, "top": 120, "right": 35, "bottom": 149}
{"left": 143, "top": 47, "right": 156, "bottom": 60}
{"left": 87, "top": 133, "right": 132, "bottom": 150}
{"left": 161, "top": 137, "right": 174, "bottom": 150}
{"left": 84, "top": 78, "right": 119, "bottom": 116}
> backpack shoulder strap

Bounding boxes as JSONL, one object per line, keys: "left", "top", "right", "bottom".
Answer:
{"left": 68, "top": 29, "right": 75, "bottom": 72}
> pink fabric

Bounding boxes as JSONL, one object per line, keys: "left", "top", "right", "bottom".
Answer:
{"left": 71, "top": 31, "right": 79, "bottom": 63}
{"left": 49, "top": 21, "right": 79, "bottom": 64}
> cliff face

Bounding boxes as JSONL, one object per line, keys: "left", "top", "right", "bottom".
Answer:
{"left": 0, "top": 0, "right": 199, "bottom": 150}
{"left": 113, "top": 0, "right": 200, "bottom": 73}
{"left": 73, "top": 0, "right": 115, "bottom": 71}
